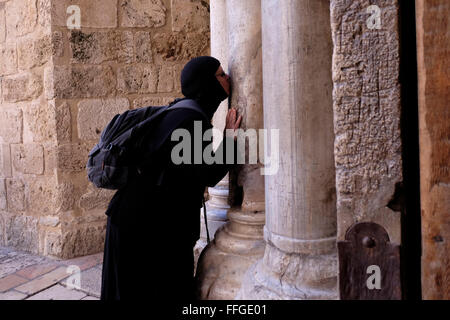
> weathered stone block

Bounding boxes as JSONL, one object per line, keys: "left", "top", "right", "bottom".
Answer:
{"left": 69, "top": 30, "right": 134, "bottom": 64}
{"left": 171, "top": 0, "right": 210, "bottom": 33}
{"left": 2, "top": 72, "right": 43, "bottom": 102}
{"left": 23, "top": 101, "right": 56, "bottom": 143}
{"left": 134, "top": 31, "right": 152, "bottom": 63}
{"left": 0, "top": 6, "right": 5, "bottom": 43}
{"left": 153, "top": 32, "right": 210, "bottom": 61}
{"left": 4, "top": 214, "right": 39, "bottom": 253}
{"left": 5, "top": 0, "right": 37, "bottom": 37}
{"left": 330, "top": 0, "right": 402, "bottom": 242}
{"left": 53, "top": 65, "right": 116, "bottom": 99}
{"left": 17, "top": 34, "right": 53, "bottom": 70}
{"left": 117, "top": 65, "right": 157, "bottom": 94}
{"left": 79, "top": 184, "right": 115, "bottom": 211}
{"left": 0, "top": 144, "right": 12, "bottom": 178}
{"left": 52, "top": 0, "right": 117, "bottom": 28}
{"left": 11, "top": 144, "right": 44, "bottom": 175}
{"left": 5, "top": 179, "right": 26, "bottom": 212}
{"left": 0, "top": 43, "right": 17, "bottom": 76}
{"left": 0, "top": 108, "right": 23, "bottom": 144}
{"left": 43, "top": 65, "right": 55, "bottom": 100}
{"left": 55, "top": 102, "right": 71, "bottom": 143}
{"left": 157, "top": 65, "right": 174, "bottom": 93}
{"left": 37, "top": 0, "right": 51, "bottom": 27}
{"left": 52, "top": 31, "right": 64, "bottom": 57}
{"left": 133, "top": 96, "right": 177, "bottom": 109}
{"left": 120, "top": 0, "right": 166, "bottom": 28}
{"left": 57, "top": 143, "right": 92, "bottom": 172}
{"left": 27, "top": 175, "right": 58, "bottom": 215}
{"left": 0, "top": 178, "right": 6, "bottom": 210}
{"left": 77, "top": 98, "right": 130, "bottom": 141}
{"left": 39, "top": 215, "right": 60, "bottom": 227}
{"left": 59, "top": 223, "right": 106, "bottom": 258}
{"left": 55, "top": 182, "right": 75, "bottom": 212}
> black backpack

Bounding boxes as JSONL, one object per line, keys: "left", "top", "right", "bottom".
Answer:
{"left": 86, "top": 98, "right": 209, "bottom": 190}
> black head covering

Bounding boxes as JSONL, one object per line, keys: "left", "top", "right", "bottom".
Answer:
{"left": 180, "top": 56, "right": 228, "bottom": 119}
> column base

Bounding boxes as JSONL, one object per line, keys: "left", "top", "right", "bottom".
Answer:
{"left": 237, "top": 241, "right": 338, "bottom": 300}
{"left": 195, "top": 209, "right": 265, "bottom": 300}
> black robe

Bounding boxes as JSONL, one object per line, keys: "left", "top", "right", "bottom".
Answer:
{"left": 100, "top": 107, "right": 233, "bottom": 300}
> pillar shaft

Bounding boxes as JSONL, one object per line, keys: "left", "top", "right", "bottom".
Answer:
{"left": 238, "top": 0, "right": 338, "bottom": 299}
{"left": 195, "top": 0, "right": 265, "bottom": 300}
{"left": 194, "top": 0, "right": 231, "bottom": 268}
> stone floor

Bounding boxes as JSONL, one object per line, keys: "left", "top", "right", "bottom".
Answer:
{"left": 0, "top": 247, "right": 103, "bottom": 300}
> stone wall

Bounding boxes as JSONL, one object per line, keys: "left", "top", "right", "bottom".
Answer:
{"left": 0, "top": 0, "right": 210, "bottom": 258}
{"left": 330, "top": 0, "right": 403, "bottom": 244}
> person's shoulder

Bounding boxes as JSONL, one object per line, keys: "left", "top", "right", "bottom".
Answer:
{"left": 167, "top": 108, "right": 211, "bottom": 128}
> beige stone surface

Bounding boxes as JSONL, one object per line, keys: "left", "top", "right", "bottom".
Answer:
{"left": 0, "top": 108, "right": 22, "bottom": 144}
{"left": 23, "top": 100, "right": 56, "bottom": 143}
{"left": 37, "top": 0, "right": 51, "bottom": 27}
{"left": 0, "top": 179, "right": 6, "bottom": 210}
{"left": 52, "top": 0, "right": 117, "bottom": 28}
{"left": 153, "top": 32, "right": 210, "bottom": 62}
{"left": 69, "top": 30, "right": 134, "bottom": 64}
{"left": 133, "top": 96, "right": 178, "bottom": 109}
{"left": 196, "top": 0, "right": 265, "bottom": 300}
{"left": 0, "top": 42, "right": 17, "bottom": 76}
{"left": 120, "top": 0, "right": 166, "bottom": 28}
{"left": 237, "top": 0, "right": 337, "bottom": 300}
{"left": 5, "top": 179, "right": 26, "bottom": 212}
{"left": 58, "top": 224, "right": 106, "bottom": 259}
{"left": 117, "top": 65, "right": 158, "bottom": 94}
{"left": 77, "top": 98, "right": 130, "bottom": 141}
{"left": 0, "top": 5, "right": 5, "bottom": 43}
{"left": 78, "top": 184, "right": 115, "bottom": 211}
{"left": 54, "top": 102, "right": 71, "bottom": 143}
{"left": 156, "top": 65, "right": 174, "bottom": 93}
{"left": 11, "top": 144, "right": 44, "bottom": 175}
{"left": 53, "top": 65, "right": 116, "bottom": 99}
{"left": 5, "top": 0, "right": 38, "bottom": 38}
{"left": 3, "top": 214, "right": 38, "bottom": 253}
{"left": 0, "top": 0, "right": 211, "bottom": 259}
{"left": 330, "top": 0, "right": 402, "bottom": 244}
{"left": 2, "top": 72, "right": 43, "bottom": 102}
{"left": 26, "top": 175, "right": 59, "bottom": 215}
{"left": 134, "top": 31, "right": 153, "bottom": 63}
{"left": 0, "top": 144, "right": 12, "bottom": 178}
{"left": 17, "top": 34, "right": 53, "bottom": 70}
{"left": 57, "top": 143, "right": 92, "bottom": 172}
{"left": 171, "top": 0, "right": 210, "bottom": 33}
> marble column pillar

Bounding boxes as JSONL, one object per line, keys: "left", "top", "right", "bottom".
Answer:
{"left": 238, "top": 0, "right": 338, "bottom": 299}
{"left": 193, "top": 0, "right": 231, "bottom": 269}
{"left": 195, "top": 0, "right": 266, "bottom": 300}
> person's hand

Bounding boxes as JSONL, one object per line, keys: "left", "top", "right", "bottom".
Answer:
{"left": 225, "top": 108, "right": 242, "bottom": 140}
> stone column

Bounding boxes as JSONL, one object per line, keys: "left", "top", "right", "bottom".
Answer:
{"left": 195, "top": 0, "right": 266, "bottom": 300}
{"left": 238, "top": 0, "right": 337, "bottom": 299}
{"left": 193, "top": 0, "right": 231, "bottom": 270}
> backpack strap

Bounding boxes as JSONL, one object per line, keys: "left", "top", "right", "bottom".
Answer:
{"left": 168, "top": 98, "right": 209, "bottom": 122}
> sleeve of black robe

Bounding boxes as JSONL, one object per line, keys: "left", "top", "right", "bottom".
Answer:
{"left": 150, "top": 108, "right": 238, "bottom": 200}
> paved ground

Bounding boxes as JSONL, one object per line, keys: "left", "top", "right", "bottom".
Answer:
{"left": 0, "top": 247, "right": 103, "bottom": 300}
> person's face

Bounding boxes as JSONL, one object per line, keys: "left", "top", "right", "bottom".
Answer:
{"left": 215, "top": 66, "right": 231, "bottom": 96}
